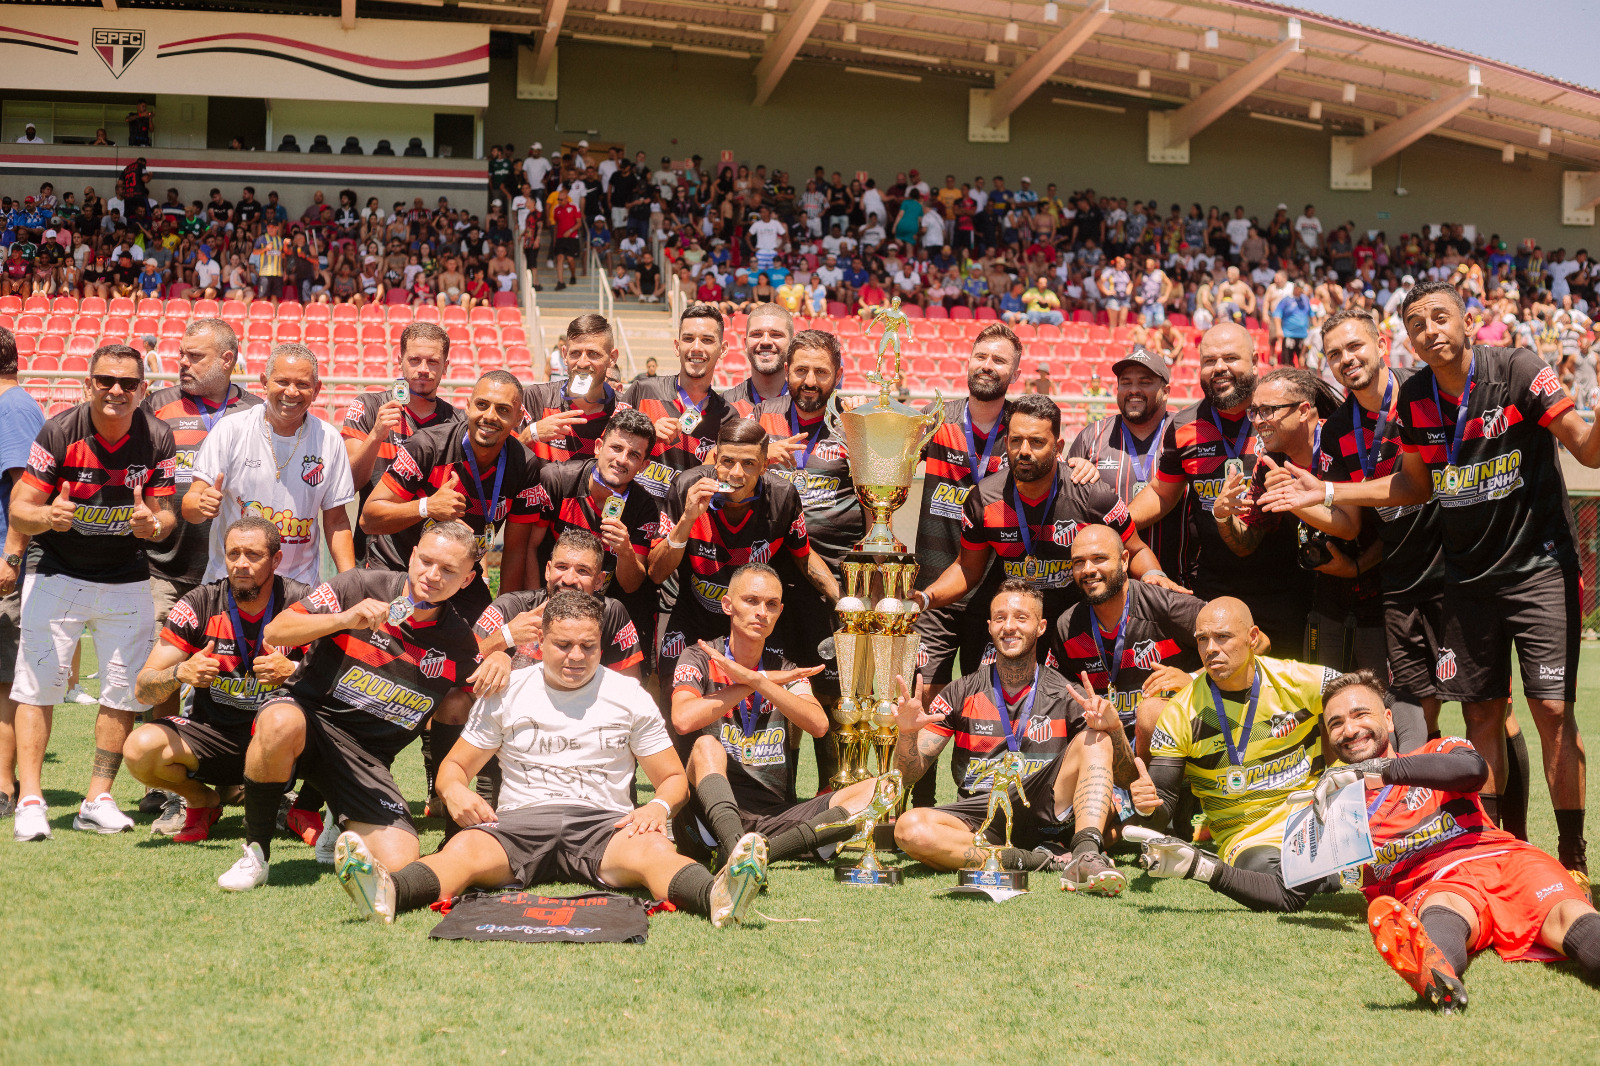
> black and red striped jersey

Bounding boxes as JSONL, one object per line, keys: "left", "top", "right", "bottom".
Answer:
{"left": 142, "top": 383, "right": 261, "bottom": 584}
{"left": 365, "top": 422, "right": 541, "bottom": 575}
{"left": 340, "top": 391, "right": 461, "bottom": 560}
{"left": 160, "top": 575, "right": 311, "bottom": 727}
{"left": 620, "top": 375, "right": 734, "bottom": 500}
{"left": 659, "top": 466, "right": 811, "bottom": 645}
{"left": 1067, "top": 412, "right": 1195, "bottom": 583}
{"left": 720, "top": 377, "right": 787, "bottom": 418}
{"left": 913, "top": 397, "right": 1007, "bottom": 596}
{"left": 285, "top": 569, "right": 480, "bottom": 758}
{"left": 959, "top": 465, "right": 1133, "bottom": 619}
{"left": 472, "top": 588, "right": 643, "bottom": 673}
{"left": 525, "top": 457, "right": 662, "bottom": 628}
{"left": 21, "top": 403, "right": 177, "bottom": 583}
{"left": 925, "top": 663, "right": 1084, "bottom": 798}
{"left": 1396, "top": 345, "right": 1576, "bottom": 587}
{"left": 520, "top": 380, "right": 630, "bottom": 464}
{"left": 754, "top": 395, "right": 862, "bottom": 567}
{"left": 671, "top": 641, "right": 809, "bottom": 813}
{"left": 1047, "top": 581, "right": 1202, "bottom": 731}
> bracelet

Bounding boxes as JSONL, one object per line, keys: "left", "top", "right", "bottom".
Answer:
{"left": 500, "top": 623, "right": 515, "bottom": 649}
{"left": 667, "top": 535, "right": 689, "bottom": 550}
{"left": 418, "top": 496, "right": 429, "bottom": 518}
{"left": 1144, "top": 569, "right": 1167, "bottom": 580}
{"left": 648, "top": 797, "right": 672, "bottom": 815}
{"left": 1322, "top": 481, "right": 1335, "bottom": 508}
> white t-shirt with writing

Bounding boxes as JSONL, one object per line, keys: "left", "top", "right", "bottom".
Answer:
{"left": 461, "top": 664, "right": 673, "bottom": 816}
{"left": 191, "top": 404, "right": 355, "bottom": 584}
{"left": 749, "top": 218, "right": 786, "bottom": 255}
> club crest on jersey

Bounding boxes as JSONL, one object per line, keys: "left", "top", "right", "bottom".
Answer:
{"left": 1479, "top": 406, "right": 1509, "bottom": 439}
{"left": 979, "top": 643, "right": 996, "bottom": 665}
{"left": 419, "top": 648, "right": 447, "bottom": 679}
{"left": 1132, "top": 639, "right": 1162, "bottom": 670}
{"left": 1404, "top": 786, "right": 1435, "bottom": 811}
{"left": 747, "top": 540, "right": 772, "bottom": 564}
{"left": 1436, "top": 648, "right": 1458, "bottom": 682}
{"left": 662, "top": 631, "right": 685, "bottom": 658}
{"left": 1270, "top": 712, "right": 1299, "bottom": 739}
{"left": 693, "top": 438, "right": 714, "bottom": 461}
{"left": 1050, "top": 520, "right": 1084, "bottom": 547}
{"left": 1025, "top": 713, "right": 1052, "bottom": 743}
{"left": 300, "top": 455, "right": 325, "bottom": 486}
{"left": 813, "top": 439, "right": 845, "bottom": 463}
{"left": 121, "top": 463, "right": 148, "bottom": 489}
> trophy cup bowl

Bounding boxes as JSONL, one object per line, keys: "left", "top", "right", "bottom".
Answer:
{"left": 826, "top": 391, "right": 944, "bottom": 554}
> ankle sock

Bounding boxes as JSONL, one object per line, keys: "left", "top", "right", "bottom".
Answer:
{"left": 1561, "top": 911, "right": 1600, "bottom": 976}
{"left": 1071, "top": 828, "right": 1104, "bottom": 857}
{"left": 667, "top": 863, "right": 714, "bottom": 917}
{"left": 391, "top": 862, "right": 443, "bottom": 914}
{"left": 766, "top": 806, "right": 847, "bottom": 861}
{"left": 694, "top": 773, "right": 747, "bottom": 857}
{"left": 1420, "top": 906, "right": 1472, "bottom": 976}
{"left": 242, "top": 776, "right": 286, "bottom": 861}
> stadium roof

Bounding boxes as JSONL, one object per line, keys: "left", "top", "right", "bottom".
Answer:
{"left": 56, "top": 0, "right": 1600, "bottom": 166}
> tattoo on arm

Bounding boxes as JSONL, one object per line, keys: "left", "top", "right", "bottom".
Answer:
{"left": 135, "top": 664, "right": 183, "bottom": 707}
{"left": 894, "top": 729, "right": 946, "bottom": 788}
{"left": 1215, "top": 514, "right": 1266, "bottom": 556}
{"left": 92, "top": 746, "right": 123, "bottom": 780}
{"left": 1106, "top": 726, "right": 1138, "bottom": 787}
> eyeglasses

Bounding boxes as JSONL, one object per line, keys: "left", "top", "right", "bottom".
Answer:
{"left": 1246, "top": 401, "right": 1303, "bottom": 423}
{"left": 91, "top": 374, "right": 143, "bottom": 393}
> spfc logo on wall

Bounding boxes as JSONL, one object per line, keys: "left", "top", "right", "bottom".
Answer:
{"left": 93, "top": 29, "right": 146, "bottom": 79}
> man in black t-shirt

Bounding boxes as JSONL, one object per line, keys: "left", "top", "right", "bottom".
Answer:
{"left": 891, "top": 580, "right": 1128, "bottom": 893}
{"left": 124, "top": 516, "right": 309, "bottom": 842}
{"left": 620, "top": 302, "right": 734, "bottom": 500}
{"left": 670, "top": 563, "right": 879, "bottom": 864}
{"left": 216, "top": 522, "right": 493, "bottom": 893}
{"left": 521, "top": 313, "right": 626, "bottom": 464}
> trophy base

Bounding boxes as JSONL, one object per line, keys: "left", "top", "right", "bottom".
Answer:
{"left": 835, "top": 866, "right": 904, "bottom": 886}
{"left": 957, "top": 869, "right": 1029, "bottom": 891}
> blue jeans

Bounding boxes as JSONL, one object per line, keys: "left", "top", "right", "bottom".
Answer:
{"left": 1140, "top": 302, "right": 1165, "bottom": 326}
{"left": 1026, "top": 309, "right": 1064, "bottom": 325}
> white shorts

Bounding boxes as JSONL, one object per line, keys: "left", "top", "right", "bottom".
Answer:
{"left": 12, "top": 571, "right": 155, "bottom": 711}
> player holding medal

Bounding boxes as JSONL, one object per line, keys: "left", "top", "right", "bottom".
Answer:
{"left": 521, "top": 314, "right": 627, "bottom": 464}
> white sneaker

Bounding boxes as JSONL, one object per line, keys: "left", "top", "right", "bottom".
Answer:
{"left": 73, "top": 793, "right": 134, "bottom": 833}
{"left": 709, "top": 832, "right": 768, "bottom": 928}
{"left": 13, "top": 795, "right": 51, "bottom": 841}
{"left": 314, "top": 812, "right": 339, "bottom": 865}
{"left": 218, "top": 842, "right": 270, "bottom": 891}
{"left": 63, "top": 687, "right": 98, "bottom": 705}
{"left": 334, "top": 831, "right": 395, "bottom": 924}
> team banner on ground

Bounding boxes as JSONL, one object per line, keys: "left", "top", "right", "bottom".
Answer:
{"left": 0, "top": 6, "right": 488, "bottom": 106}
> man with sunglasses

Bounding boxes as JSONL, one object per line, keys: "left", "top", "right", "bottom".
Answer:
{"left": 9, "top": 343, "right": 178, "bottom": 840}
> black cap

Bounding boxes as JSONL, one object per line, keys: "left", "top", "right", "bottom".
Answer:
{"left": 1110, "top": 345, "right": 1170, "bottom": 383}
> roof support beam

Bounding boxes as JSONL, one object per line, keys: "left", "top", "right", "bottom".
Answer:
{"left": 532, "top": 0, "right": 567, "bottom": 83}
{"left": 1161, "top": 32, "right": 1301, "bottom": 148}
{"left": 341, "top": 0, "right": 355, "bottom": 30}
{"left": 753, "top": 0, "right": 831, "bottom": 107}
{"left": 101, "top": 0, "right": 116, "bottom": 9}
{"left": 1347, "top": 83, "right": 1482, "bottom": 171}
{"left": 986, "top": 0, "right": 1112, "bottom": 127}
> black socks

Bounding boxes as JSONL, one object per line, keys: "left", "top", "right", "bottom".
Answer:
{"left": 767, "top": 806, "right": 848, "bottom": 862}
{"left": 1071, "top": 828, "right": 1104, "bottom": 857}
{"left": 1479, "top": 793, "right": 1500, "bottom": 827}
{"left": 694, "top": 773, "right": 747, "bottom": 858}
{"left": 1561, "top": 911, "right": 1600, "bottom": 976}
{"left": 243, "top": 776, "right": 286, "bottom": 860}
{"left": 1420, "top": 906, "right": 1472, "bottom": 976}
{"left": 667, "top": 863, "right": 714, "bottom": 917}
{"left": 391, "top": 862, "right": 443, "bottom": 914}
{"left": 1554, "top": 809, "right": 1587, "bottom": 870}
{"left": 1502, "top": 729, "right": 1530, "bottom": 841}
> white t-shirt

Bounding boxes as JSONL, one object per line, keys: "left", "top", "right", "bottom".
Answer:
{"left": 597, "top": 158, "right": 619, "bottom": 192}
{"left": 461, "top": 664, "right": 672, "bottom": 815}
{"left": 921, "top": 209, "right": 946, "bottom": 247}
{"left": 1548, "top": 260, "right": 1581, "bottom": 299}
{"left": 1295, "top": 214, "right": 1323, "bottom": 249}
{"left": 749, "top": 218, "right": 786, "bottom": 255}
{"left": 1226, "top": 217, "right": 1251, "bottom": 253}
{"left": 861, "top": 188, "right": 885, "bottom": 221}
{"left": 523, "top": 155, "right": 551, "bottom": 189}
{"left": 191, "top": 405, "right": 356, "bottom": 584}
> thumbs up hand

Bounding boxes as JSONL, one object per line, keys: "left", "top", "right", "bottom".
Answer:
{"left": 128, "top": 484, "right": 159, "bottom": 539}
{"left": 49, "top": 482, "right": 76, "bottom": 531}
{"left": 194, "top": 471, "right": 226, "bottom": 520}
{"left": 1131, "top": 757, "right": 1161, "bottom": 818}
{"left": 178, "top": 640, "right": 223, "bottom": 688}
{"left": 428, "top": 469, "right": 469, "bottom": 520}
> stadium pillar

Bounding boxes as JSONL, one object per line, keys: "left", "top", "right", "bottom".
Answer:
{"left": 341, "top": 0, "right": 355, "bottom": 30}
{"left": 534, "top": 0, "right": 567, "bottom": 83}
{"left": 753, "top": 0, "right": 831, "bottom": 106}
{"left": 1148, "top": 27, "right": 1301, "bottom": 164}
{"left": 1564, "top": 172, "right": 1600, "bottom": 226}
{"left": 984, "top": 0, "right": 1112, "bottom": 127}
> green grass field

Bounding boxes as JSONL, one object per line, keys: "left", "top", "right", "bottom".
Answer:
{"left": 3, "top": 648, "right": 1598, "bottom": 1066}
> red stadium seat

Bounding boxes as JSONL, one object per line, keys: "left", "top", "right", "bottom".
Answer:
{"left": 500, "top": 326, "right": 527, "bottom": 346}
{"left": 274, "top": 323, "right": 301, "bottom": 344}
{"left": 78, "top": 296, "right": 107, "bottom": 317}
{"left": 924, "top": 305, "right": 948, "bottom": 320}
{"left": 61, "top": 354, "right": 90, "bottom": 373}
{"left": 22, "top": 295, "right": 51, "bottom": 314}
{"left": 387, "top": 306, "right": 413, "bottom": 325}
{"left": 446, "top": 326, "right": 470, "bottom": 346}
{"left": 359, "top": 304, "right": 386, "bottom": 323}
{"left": 30, "top": 354, "right": 59, "bottom": 371}
{"left": 101, "top": 316, "right": 131, "bottom": 339}
{"left": 413, "top": 305, "right": 440, "bottom": 324}
{"left": 386, "top": 323, "right": 407, "bottom": 345}
{"left": 383, "top": 289, "right": 410, "bottom": 306}
{"left": 276, "top": 302, "right": 304, "bottom": 323}
{"left": 440, "top": 306, "right": 468, "bottom": 327}
{"left": 238, "top": 322, "right": 272, "bottom": 344}
{"left": 446, "top": 361, "right": 474, "bottom": 383}
{"left": 247, "top": 302, "right": 274, "bottom": 322}
{"left": 165, "top": 298, "right": 193, "bottom": 319}
{"left": 43, "top": 316, "right": 71, "bottom": 335}
{"left": 471, "top": 326, "right": 498, "bottom": 346}
{"left": 50, "top": 297, "right": 79, "bottom": 315}
{"left": 901, "top": 304, "right": 924, "bottom": 319}
{"left": 360, "top": 345, "right": 388, "bottom": 367}
{"left": 191, "top": 298, "right": 220, "bottom": 317}
{"left": 492, "top": 292, "right": 518, "bottom": 309}
{"left": 468, "top": 306, "right": 495, "bottom": 325}
{"left": 156, "top": 338, "right": 181, "bottom": 360}
{"left": 0, "top": 296, "right": 21, "bottom": 314}
{"left": 304, "top": 323, "right": 330, "bottom": 343}
{"left": 359, "top": 324, "right": 386, "bottom": 345}
{"left": 477, "top": 347, "right": 505, "bottom": 368}
{"left": 159, "top": 318, "right": 186, "bottom": 339}
{"left": 220, "top": 300, "right": 248, "bottom": 322}
{"left": 307, "top": 342, "right": 330, "bottom": 362}
{"left": 36, "top": 337, "right": 63, "bottom": 356}
{"left": 332, "top": 345, "right": 359, "bottom": 363}
{"left": 70, "top": 314, "right": 100, "bottom": 336}
{"left": 107, "top": 297, "right": 136, "bottom": 317}
{"left": 302, "top": 303, "right": 330, "bottom": 323}
{"left": 331, "top": 360, "right": 359, "bottom": 377}
{"left": 135, "top": 298, "right": 163, "bottom": 319}
{"left": 331, "top": 304, "right": 359, "bottom": 323}
{"left": 504, "top": 346, "right": 532, "bottom": 370}
{"left": 331, "top": 323, "right": 358, "bottom": 344}
{"left": 16, "top": 314, "right": 43, "bottom": 334}
{"left": 949, "top": 305, "right": 974, "bottom": 320}
{"left": 66, "top": 336, "right": 97, "bottom": 357}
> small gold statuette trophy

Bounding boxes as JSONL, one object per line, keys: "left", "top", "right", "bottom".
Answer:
{"left": 818, "top": 770, "right": 905, "bottom": 886}
{"left": 820, "top": 298, "right": 943, "bottom": 886}
{"left": 956, "top": 750, "right": 1034, "bottom": 891}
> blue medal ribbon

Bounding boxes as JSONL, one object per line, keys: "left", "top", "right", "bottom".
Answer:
{"left": 193, "top": 388, "right": 230, "bottom": 432}
{"left": 724, "top": 638, "right": 764, "bottom": 741}
{"left": 1366, "top": 783, "right": 1395, "bottom": 818}
{"left": 1207, "top": 669, "right": 1263, "bottom": 769}
{"left": 225, "top": 584, "right": 275, "bottom": 670}
{"left": 677, "top": 382, "right": 709, "bottom": 419}
{"left": 460, "top": 434, "right": 508, "bottom": 531}
{"left": 750, "top": 378, "right": 788, "bottom": 405}
{"left": 1119, "top": 413, "right": 1171, "bottom": 486}
{"left": 1089, "top": 592, "right": 1132, "bottom": 691}
{"left": 990, "top": 664, "right": 1041, "bottom": 752}
{"left": 787, "top": 403, "right": 825, "bottom": 470}
{"left": 1351, "top": 374, "right": 1395, "bottom": 479}
{"left": 1207, "top": 405, "right": 1252, "bottom": 460}
{"left": 1429, "top": 355, "right": 1477, "bottom": 468}
{"left": 1011, "top": 472, "right": 1060, "bottom": 565}
{"left": 962, "top": 403, "right": 1001, "bottom": 482}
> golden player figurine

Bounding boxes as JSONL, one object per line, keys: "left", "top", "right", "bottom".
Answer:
{"left": 865, "top": 296, "right": 912, "bottom": 395}
{"left": 820, "top": 770, "right": 905, "bottom": 885}
{"left": 957, "top": 750, "right": 1034, "bottom": 891}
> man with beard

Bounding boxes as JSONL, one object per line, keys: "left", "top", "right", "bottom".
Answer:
{"left": 358, "top": 371, "right": 537, "bottom": 624}
{"left": 721, "top": 303, "right": 793, "bottom": 416}
{"left": 1130, "top": 323, "right": 1304, "bottom": 657}
{"left": 754, "top": 330, "right": 861, "bottom": 787}
{"left": 909, "top": 325, "right": 1018, "bottom": 807}
{"left": 622, "top": 302, "right": 733, "bottom": 501}
{"left": 892, "top": 580, "right": 1127, "bottom": 893}
{"left": 342, "top": 323, "right": 460, "bottom": 565}
{"left": 1262, "top": 280, "right": 1600, "bottom": 880}
{"left": 123, "top": 517, "right": 308, "bottom": 842}
{"left": 520, "top": 314, "right": 626, "bottom": 464}
{"left": 1065, "top": 347, "right": 1191, "bottom": 580}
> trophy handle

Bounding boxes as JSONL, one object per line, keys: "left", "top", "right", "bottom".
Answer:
{"left": 909, "top": 390, "right": 946, "bottom": 461}
{"left": 825, "top": 389, "right": 845, "bottom": 441}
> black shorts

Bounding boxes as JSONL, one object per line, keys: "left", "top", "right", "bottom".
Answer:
{"left": 936, "top": 756, "right": 1070, "bottom": 850}
{"left": 158, "top": 717, "right": 252, "bottom": 787}
{"left": 1384, "top": 589, "right": 1446, "bottom": 701}
{"left": 914, "top": 604, "right": 992, "bottom": 686}
{"left": 673, "top": 792, "right": 838, "bottom": 863}
{"left": 471, "top": 805, "right": 621, "bottom": 890}
{"left": 553, "top": 237, "right": 580, "bottom": 257}
{"left": 1436, "top": 566, "right": 1579, "bottom": 703}
{"left": 270, "top": 700, "right": 416, "bottom": 835}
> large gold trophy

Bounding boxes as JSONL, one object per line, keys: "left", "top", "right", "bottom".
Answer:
{"left": 824, "top": 298, "right": 943, "bottom": 886}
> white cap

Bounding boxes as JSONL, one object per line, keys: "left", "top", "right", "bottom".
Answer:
{"left": 1020, "top": 176, "right": 1031, "bottom": 183}
{"left": 578, "top": 139, "right": 589, "bottom": 148}
{"left": 1277, "top": 202, "right": 1288, "bottom": 210}
{"left": 1402, "top": 274, "right": 1415, "bottom": 285}
{"left": 531, "top": 141, "right": 542, "bottom": 150}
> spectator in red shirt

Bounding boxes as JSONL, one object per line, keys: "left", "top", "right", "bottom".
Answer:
{"left": 551, "top": 188, "right": 582, "bottom": 291}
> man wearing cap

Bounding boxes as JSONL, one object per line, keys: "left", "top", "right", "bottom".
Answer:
{"left": 1384, "top": 275, "right": 1416, "bottom": 318}
{"left": 523, "top": 143, "right": 551, "bottom": 192}
{"left": 15, "top": 124, "right": 43, "bottom": 146}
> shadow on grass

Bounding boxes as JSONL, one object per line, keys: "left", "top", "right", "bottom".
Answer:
{"left": 1277, "top": 913, "right": 1361, "bottom": 932}
{"left": 271, "top": 857, "right": 336, "bottom": 886}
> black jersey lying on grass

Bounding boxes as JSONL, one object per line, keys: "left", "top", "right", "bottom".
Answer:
{"left": 1047, "top": 581, "right": 1203, "bottom": 730}
{"left": 473, "top": 588, "right": 643, "bottom": 672}
{"left": 285, "top": 569, "right": 479, "bottom": 759}
{"left": 160, "top": 575, "right": 311, "bottom": 727}
{"left": 926, "top": 664, "right": 1084, "bottom": 799}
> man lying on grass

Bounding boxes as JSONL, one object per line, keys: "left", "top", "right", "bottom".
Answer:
{"left": 333, "top": 589, "right": 768, "bottom": 928}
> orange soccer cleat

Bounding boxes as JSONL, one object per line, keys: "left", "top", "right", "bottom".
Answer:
{"left": 286, "top": 807, "right": 325, "bottom": 846}
{"left": 171, "top": 805, "right": 224, "bottom": 843}
{"left": 1367, "top": 896, "right": 1468, "bottom": 1014}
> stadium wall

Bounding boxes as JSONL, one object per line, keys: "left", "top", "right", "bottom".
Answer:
{"left": 485, "top": 41, "right": 1597, "bottom": 250}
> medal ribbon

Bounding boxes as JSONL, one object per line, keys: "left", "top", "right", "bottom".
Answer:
{"left": 460, "top": 434, "right": 508, "bottom": 532}
{"left": 1351, "top": 374, "right": 1395, "bottom": 479}
{"left": 1207, "top": 406, "right": 1252, "bottom": 460}
{"left": 1207, "top": 669, "right": 1263, "bottom": 769}
{"left": 1011, "top": 472, "right": 1060, "bottom": 564}
{"left": 193, "top": 388, "right": 230, "bottom": 432}
{"left": 724, "top": 638, "right": 764, "bottom": 740}
{"left": 1119, "top": 413, "right": 1172, "bottom": 486}
{"left": 1089, "top": 592, "right": 1133, "bottom": 691}
{"left": 677, "top": 382, "right": 709, "bottom": 418}
{"left": 225, "top": 584, "right": 275, "bottom": 668}
{"left": 962, "top": 403, "right": 1002, "bottom": 483}
{"left": 1430, "top": 355, "right": 1477, "bottom": 469}
{"left": 788, "top": 404, "right": 825, "bottom": 470}
{"left": 1366, "top": 783, "right": 1396, "bottom": 819}
{"left": 990, "top": 664, "right": 1042, "bottom": 753}
{"left": 590, "top": 465, "right": 628, "bottom": 515}
{"left": 750, "top": 378, "right": 788, "bottom": 405}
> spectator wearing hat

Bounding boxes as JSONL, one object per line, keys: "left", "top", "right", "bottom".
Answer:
{"left": 15, "top": 123, "right": 43, "bottom": 145}
{"left": 524, "top": 142, "right": 551, "bottom": 190}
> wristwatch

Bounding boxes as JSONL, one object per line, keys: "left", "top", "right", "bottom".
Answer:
{"left": 2, "top": 553, "right": 20, "bottom": 568}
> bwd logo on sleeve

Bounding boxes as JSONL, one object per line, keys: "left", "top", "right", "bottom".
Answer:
{"left": 93, "top": 29, "right": 145, "bottom": 78}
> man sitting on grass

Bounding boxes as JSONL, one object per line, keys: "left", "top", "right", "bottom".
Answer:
{"left": 332, "top": 590, "right": 768, "bottom": 928}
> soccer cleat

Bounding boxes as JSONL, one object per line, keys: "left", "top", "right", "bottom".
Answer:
{"left": 1060, "top": 851, "right": 1128, "bottom": 896}
{"left": 13, "top": 796, "right": 51, "bottom": 841}
{"left": 138, "top": 788, "right": 168, "bottom": 815}
{"left": 709, "top": 832, "right": 767, "bottom": 928}
{"left": 1368, "top": 896, "right": 1468, "bottom": 1014}
{"left": 286, "top": 807, "right": 325, "bottom": 847}
{"left": 172, "top": 805, "right": 223, "bottom": 843}
{"left": 334, "top": 832, "right": 396, "bottom": 925}
{"left": 0, "top": 787, "right": 15, "bottom": 819}
{"left": 150, "top": 792, "right": 187, "bottom": 837}
{"left": 74, "top": 794, "right": 135, "bottom": 833}
{"left": 218, "top": 843, "right": 270, "bottom": 892}
{"left": 1568, "top": 869, "right": 1592, "bottom": 906}
{"left": 314, "top": 814, "right": 339, "bottom": 865}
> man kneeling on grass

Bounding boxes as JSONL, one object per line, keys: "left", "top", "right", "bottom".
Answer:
{"left": 333, "top": 590, "right": 769, "bottom": 928}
